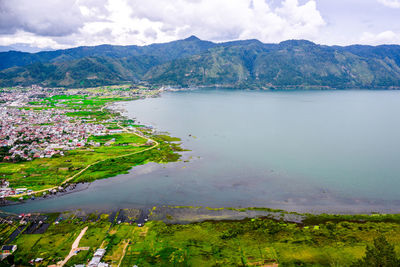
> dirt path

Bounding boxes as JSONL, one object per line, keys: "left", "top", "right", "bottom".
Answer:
{"left": 12, "top": 105, "right": 159, "bottom": 198}
{"left": 117, "top": 239, "right": 130, "bottom": 267}
{"left": 57, "top": 226, "right": 88, "bottom": 267}
{"left": 100, "top": 240, "right": 107, "bottom": 249}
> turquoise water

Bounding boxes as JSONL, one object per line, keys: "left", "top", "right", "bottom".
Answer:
{"left": 3, "top": 89, "right": 400, "bottom": 213}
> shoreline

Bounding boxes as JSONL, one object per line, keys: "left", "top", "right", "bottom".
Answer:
{"left": 2, "top": 88, "right": 400, "bottom": 216}
{"left": 2, "top": 205, "right": 400, "bottom": 227}
{"left": 1, "top": 86, "right": 184, "bottom": 202}
{"left": 3, "top": 162, "right": 400, "bottom": 215}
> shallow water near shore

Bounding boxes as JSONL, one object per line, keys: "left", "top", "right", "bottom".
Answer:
{"left": 3, "top": 88, "right": 400, "bottom": 214}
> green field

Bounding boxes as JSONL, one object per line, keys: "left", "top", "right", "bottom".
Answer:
{"left": 28, "top": 94, "right": 130, "bottom": 110}
{"left": 73, "top": 135, "right": 183, "bottom": 184}
{"left": 1, "top": 210, "right": 400, "bottom": 266}
{"left": 88, "top": 133, "right": 146, "bottom": 145}
{"left": 0, "top": 136, "right": 145, "bottom": 190}
{"left": 0, "top": 133, "right": 181, "bottom": 191}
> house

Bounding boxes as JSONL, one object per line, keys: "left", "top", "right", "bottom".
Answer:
{"left": 15, "top": 188, "right": 27, "bottom": 194}
{"left": 88, "top": 248, "right": 107, "bottom": 267}
{"left": 108, "top": 129, "right": 123, "bottom": 134}
{"left": 1, "top": 245, "right": 17, "bottom": 254}
{"left": 88, "top": 257, "right": 100, "bottom": 267}
{"left": 0, "top": 180, "right": 9, "bottom": 188}
{"left": 145, "top": 140, "right": 154, "bottom": 146}
{"left": 93, "top": 249, "right": 106, "bottom": 258}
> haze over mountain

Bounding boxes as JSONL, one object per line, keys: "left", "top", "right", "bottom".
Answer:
{"left": 1, "top": 36, "right": 400, "bottom": 89}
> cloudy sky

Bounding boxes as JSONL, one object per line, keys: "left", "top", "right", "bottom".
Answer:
{"left": 0, "top": 0, "right": 400, "bottom": 51}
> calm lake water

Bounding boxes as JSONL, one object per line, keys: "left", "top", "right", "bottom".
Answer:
{"left": 3, "top": 89, "right": 400, "bottom": 214}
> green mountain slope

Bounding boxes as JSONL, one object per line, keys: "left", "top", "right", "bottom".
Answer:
{"left": 146, "top": 40, "right": 400, "bottom": 88}
{"left": 0, "top": 36, "right": 215, "bottom": 71}
{"left": 1, "top": 37, "right": 400, "bottom": 89}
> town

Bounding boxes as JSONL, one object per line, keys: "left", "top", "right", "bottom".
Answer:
{"left": 0, "top": 107, "right": 106, "bottom": 161}
{"left": 0, "top": 85, "right": 166, "bottom": 199}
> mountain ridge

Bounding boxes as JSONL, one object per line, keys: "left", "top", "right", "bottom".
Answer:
{"left": 1, "top": 36, "right": 400, "bottom": 89}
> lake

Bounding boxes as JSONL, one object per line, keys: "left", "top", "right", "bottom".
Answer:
{"left": 3, "top": 89, "right": 400, "bottom": 214}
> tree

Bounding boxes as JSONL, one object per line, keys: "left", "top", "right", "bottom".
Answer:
{"left": 0, "top": 255, "right": 14, "bottom": 266}
{"left": 352, "top": 235, "right": 400, "bottom": 267}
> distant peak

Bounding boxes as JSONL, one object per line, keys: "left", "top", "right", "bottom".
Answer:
{"left": 183, "top": 35, "right": 201, "bottom": 41}
{"left": 279, "top": 39, "right": 316, "bottom": 46}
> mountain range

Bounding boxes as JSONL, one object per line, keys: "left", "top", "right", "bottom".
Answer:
{"left": 1, "top": 36, "right": 400, "bottom": 89}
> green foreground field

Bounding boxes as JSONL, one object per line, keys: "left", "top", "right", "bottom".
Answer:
{"left": 1, "top": 209, "right": 400, "bottom": 266}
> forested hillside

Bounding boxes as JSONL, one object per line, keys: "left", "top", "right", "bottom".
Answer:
{"left": 1, "top": 36, "right": 400, "bottom": 89}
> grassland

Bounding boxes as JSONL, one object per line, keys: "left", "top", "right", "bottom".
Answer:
{"left": 0, "top": 133, "right": 183, "bottom": 192}
{"left": 0, "top": 217, "right": 87, "bottom": 266}
{"left": 0, "top": 141, "right": 148, "bottom": 190}
{"left": 28, "top": 94, "right": 129, "bottom": 110}
{"left": 88, "top": 133, "right": 145, "bottom": 145}
{"left": 72, "top": 134, "right": 184, "bottom": 184}
{"left": 1, "top": 209, "right": 400, "bottom": 266}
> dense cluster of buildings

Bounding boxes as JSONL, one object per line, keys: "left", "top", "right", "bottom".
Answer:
{"left": 0, "top": 85, "right": 59, "bottom": 107}
{"left": 0, "top": 107, "right": 106, "bottom": 161}
{"left": 0, "top": 85, "right": 115, "bottom": 162}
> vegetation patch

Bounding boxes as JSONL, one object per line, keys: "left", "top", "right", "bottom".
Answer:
{"left": 1, "top": 209, "right": 400, "bottom": 266}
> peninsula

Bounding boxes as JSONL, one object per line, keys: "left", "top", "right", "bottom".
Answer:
{"left": 0, "top": 84, "right": 183, "bottom": 201}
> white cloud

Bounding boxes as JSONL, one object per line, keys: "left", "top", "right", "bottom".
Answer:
{"left": 0, "top": 0, "right": 86, "bottom": 36}
{"left": 360, "top": 31, "right": 400, "bottom": 45}
{"left": 377, "top": 0, "right": 400, "bottom": 8}
{"left": 1, "top": 0, "right": 326, "bottom": 49}
{"left": 0, "top": 31, "right": 68, "bottom": 49}
{"left": 127, "top": 0, "right": 325, "bottom": 43}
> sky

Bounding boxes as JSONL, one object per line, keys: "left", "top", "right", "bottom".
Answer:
{"left": 0, "top": 0, "right": 400, "bottom": 51}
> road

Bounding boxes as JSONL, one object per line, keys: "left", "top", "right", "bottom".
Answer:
{"left": 11, "top": 104, "right": 159, "bottom": 198}
{"left": 57, "top": 226, "right": 88, "bottom": 267}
